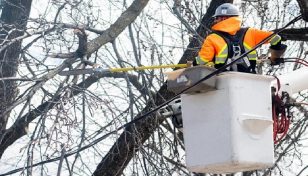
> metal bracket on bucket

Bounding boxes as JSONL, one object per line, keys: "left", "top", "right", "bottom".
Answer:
{"left": 158, "top": 98, "right": 183, "bottom": 132}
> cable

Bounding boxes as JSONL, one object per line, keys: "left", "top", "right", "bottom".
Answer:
{"left": 273, "top": 106, "right": 290, "bottom": 144}
{"left": 2, "top": 10, "right": 308, "bottom": 176}
{"left": 284, "top": 57, "right": 308, "bottom": 67}
{"left": 273, "top": 104, "right": 278, "bottom": 140}
{"left": 294, "top": 58, "right": 308, "bottom": 65}
{"left": 272, "top": 76, "right": 291, "bottom": 144}
{"left": 284, "top": 60, "right": 308, "bottom": 67}
{"left": 294, "top": 102, "right": 308, "bottom": 106}
{"left": 284, "top": 57, "right": 308, "bottom": 64}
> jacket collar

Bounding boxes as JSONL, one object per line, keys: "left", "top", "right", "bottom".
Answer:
{"left": 212, "top": 17, "right": 242, "bottom": 35}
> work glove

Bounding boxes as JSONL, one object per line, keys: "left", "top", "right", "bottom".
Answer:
{"left": 192, "top": 60, "right": 199, "bottom": 66}
{"left": 186, "top": 61, "right": 193, "bottom": 67}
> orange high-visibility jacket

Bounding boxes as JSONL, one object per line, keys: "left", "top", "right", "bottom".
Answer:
{"left": 196, "top": 17, "right": 281, "bottom": 65}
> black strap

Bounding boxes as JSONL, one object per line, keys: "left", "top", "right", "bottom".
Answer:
{"left": 213, "top": 28, "right": 249, "bottom": 58}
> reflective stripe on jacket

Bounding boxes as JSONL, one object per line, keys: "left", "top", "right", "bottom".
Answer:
{"left": 197, "top": 17, "right": 281, "bottom": 65}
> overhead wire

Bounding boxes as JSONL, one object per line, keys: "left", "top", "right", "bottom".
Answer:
{"left": 1, "top": 10, "right": 308, "bottom": 176}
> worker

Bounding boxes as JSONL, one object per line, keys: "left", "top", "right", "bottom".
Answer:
{"left": 193, "top": 3, "right": 287, "bottom": 73}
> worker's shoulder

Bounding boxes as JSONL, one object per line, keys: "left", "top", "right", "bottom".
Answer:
{"left": 246, "top": 27, "right": 271, "bottom": 34}
{"left": 206, "top": 32, "right": 225, "bottom": 42}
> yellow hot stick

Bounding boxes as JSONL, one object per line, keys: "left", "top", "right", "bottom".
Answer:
{"left": 109, "top": 64, "right": 188, "bottom": 72}
{"left": 59, "top": 62, "right": 215, "bottom": 76}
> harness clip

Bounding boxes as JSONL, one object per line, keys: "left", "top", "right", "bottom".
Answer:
{"left": 232, "top": 44, "right": 241, "bottom": 54}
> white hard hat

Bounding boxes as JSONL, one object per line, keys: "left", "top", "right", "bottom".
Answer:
{"left": 213, "top": 3, "right": 240, "bottom": 17}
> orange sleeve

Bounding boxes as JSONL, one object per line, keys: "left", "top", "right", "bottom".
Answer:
{"left": 198, "top": 35, "right": 215, "bottom": 62}
{"left": 250, "top": 28, "right": 274, "bottom": 45}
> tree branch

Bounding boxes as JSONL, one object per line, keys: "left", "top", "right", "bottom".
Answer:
{"left": 73, "top": 25, "right": 88, "bottom": 55}
{"left": 92, "top": 1, "right": 233, "bottom": 175}
{"left": 296, "top": 0, "right": 308, "bottom": 22}
{"left": 86, "top": 0, "right": 150, "bottom": 53}
{"left": 0, "top": 70, "right": 151, "bottom": 158}
{"left": 0, "top": 0, "right": 150, "bottom": 157}
{"left": 277, "top": 27, "right": 308, "bottom": 41}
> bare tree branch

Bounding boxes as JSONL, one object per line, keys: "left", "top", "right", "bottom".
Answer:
{"left": 296, "top": 0, "right": 308, "bottom": 22}
{"left": 277, "top": 27, "right": 308, "bottom": 41}
{"left": 92, "top": 1, "right": 233, "bottom": 175}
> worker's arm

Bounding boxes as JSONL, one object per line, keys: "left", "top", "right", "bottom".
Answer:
{"left": 252, "top": 28, "right": 287, "bottom": 64}
{"left": 193, "top": 36, "right": 215, "bottom": 66}
{"left": 251, "top": 28, "right": 281, "bottom": 46}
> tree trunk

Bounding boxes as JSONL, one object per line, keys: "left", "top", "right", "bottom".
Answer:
{"left": 0, "top": 0, "right": 32, "bottom": 158}
{"left": 93, "top": 0, "right": 233, "bottom": 175}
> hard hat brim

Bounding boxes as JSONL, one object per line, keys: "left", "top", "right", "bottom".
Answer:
{"left": 213, "top": 14, "right": 240, "bottom": 17}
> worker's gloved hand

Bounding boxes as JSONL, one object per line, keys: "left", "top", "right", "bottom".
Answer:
{"left": 186, "top": 61, "right": 193, "bottom": 67}
{"left": 192, "top": 60, "right": 198, "bottom": 66}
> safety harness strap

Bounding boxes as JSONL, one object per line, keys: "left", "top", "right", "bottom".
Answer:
{"left": 213, "top": 28, "right": 248, "bottom": 59}
{"left": 213, "top": 28, "right": 253, "bottom": 72}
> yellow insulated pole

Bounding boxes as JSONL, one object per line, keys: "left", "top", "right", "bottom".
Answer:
{"left": 109, "top": 64, "right": 188, "bottom": 72}
{"left": 59, "top": 63, "right": 194, "bottom": 76}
